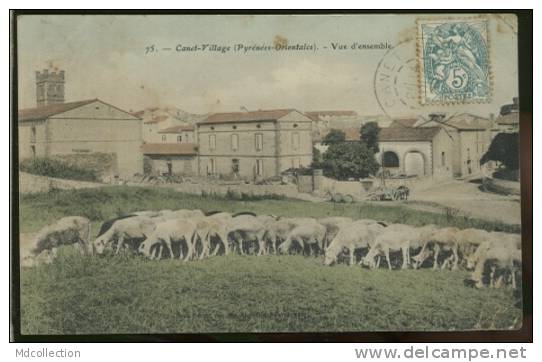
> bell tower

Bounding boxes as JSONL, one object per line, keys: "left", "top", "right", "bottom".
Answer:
{"left": 36, "top": 68, "right": 65, "bottom": 107}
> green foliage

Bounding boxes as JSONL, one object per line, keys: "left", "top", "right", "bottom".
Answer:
{"left": 360, "top": 121, "right": 381, "bottom": 153}
{"left": 321, "top": 142, "right": 380, "bottom": 180}
{"left": 311, "top": 147, "right": 322, "bottom": 168}
{"left": 20, "top": 253, "right": 521, "bottom": 334}
{"left": 322, "top": 129, "right": 346, "bottom": 145}
{"left": 480, "top": 132, "right": 519, "bottom": 170}
{"left": 20, "top": 157, "right": 99, "bottom": 182}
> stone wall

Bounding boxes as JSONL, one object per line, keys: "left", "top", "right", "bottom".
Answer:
{"left": 18, "top": 172, "right": 104, "bottom": 194}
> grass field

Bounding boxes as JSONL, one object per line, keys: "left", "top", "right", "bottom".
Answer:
{"left": 18, "top": 186, "right": 520, "bottom": 235}
{"left": 18, "top": 186, "right": 522, "bottom": 334}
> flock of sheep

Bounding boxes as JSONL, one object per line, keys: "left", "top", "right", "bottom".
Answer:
{"left": 26, "top": 209, "right": 522, "bottom": 289}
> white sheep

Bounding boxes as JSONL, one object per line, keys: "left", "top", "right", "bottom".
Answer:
{"left": 324, "top": 220, "right": 385, "bottom": 266}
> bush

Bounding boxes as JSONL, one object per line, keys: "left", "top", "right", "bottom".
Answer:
{"left": 322, "top": 142, "right": 379, "bottom": 180}
{"left": 480, "top": 133, "right": 519, "bottom": 171}
{"left": 20, "top": 157, "right": 99, "bottom": 182}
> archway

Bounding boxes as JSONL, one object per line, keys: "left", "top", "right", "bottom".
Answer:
{"left": 382, "top": 151, "right": 400, "bottom": 168}
{"left": 404, "top": 151, "right": 426, "bottom": 176}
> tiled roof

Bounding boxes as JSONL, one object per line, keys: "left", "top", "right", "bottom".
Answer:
{"left": 379, "top": 127, "right": 441, "bottom": 142}
{"left": 158, "top": 125, "right": 195, "bottom": 133}
{"left": 18, "top": 99, "right": 98, "bottom": 122}
{"left": 444, "top": 113, "right": 490, "bottom": 130}
{"left": 496, "top": 112, "right": 519, "bottom": 125}
{"left": 141, "top": 143, "right": 198, "bottom": 155}
{"left": 389, "top": 118, "right": 419, "bottom": 128}
{"left": 144, "top": 115, "right": 169, "bottom": 124}
{"left": 343, "top": 128, "right": 360, "bottom": 141}
{"left": 306, "top": 111, "right": 358, "bottom": 117}
{"left": 199, "top": 109, "right": 295, "bottom": 124}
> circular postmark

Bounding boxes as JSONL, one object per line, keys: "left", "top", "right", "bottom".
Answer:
{"left": 374, "top": 40, "right": 420, "bottom": 118}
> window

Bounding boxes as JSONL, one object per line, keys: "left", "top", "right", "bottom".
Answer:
{"left": 382, "top": 151, "right": 399, "bottom": 168}
{"left": 30, "top": 126, "right": 36, "bottom": 143}
{"left": 292, "top": 132, "right": 300, "bottom": 150}
{"left": 255, "top": 133, "right": 263, "bottom": 151}
{"left": 441, "top": 151, "right": 446, "bottom": 167}
{"left": 209, "top": 134, "right": 216, "bottom": 151}
{"left": 256, "top": 159, "right": 264, "bottom": 176}
{"left": 30, "top": 145, "right": 36, "bottom": 158}
{"left": 232, "top": 159, "right": 240, "bottom": 174}
{"left": 177, "top": 135, "right": 182, "bottom": 143}
{"left": 231, "top": 134, "right": 239, "bottom": 151}
{"left": 208, "top": 158, "right": 215, "bottom": 174}
{"left": 162, "top": 135, "right": 167, "bottom": 142}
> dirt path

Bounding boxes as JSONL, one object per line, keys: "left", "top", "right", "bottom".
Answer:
{"left": 407, "top": 180, "right": 521, "bottom": 225}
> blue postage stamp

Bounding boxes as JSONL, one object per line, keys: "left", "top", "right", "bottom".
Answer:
{"left": 417, "top": 18, "right": 490, "bottom": 105}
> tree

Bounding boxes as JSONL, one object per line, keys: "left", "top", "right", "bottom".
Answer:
{"left": 360, "top": 121, "right": 380, "bottom": 153}
{"left": 321, "top": 142, "right": 379, "bottom": 180}
{"left": 311, "top": 146, "right": 323, "bottom": 169}
{"left": 480, "top": 132, "right": 519, "bottom": 170}
{"left": 322, "top": 129, "right": 346, "bottom": 145}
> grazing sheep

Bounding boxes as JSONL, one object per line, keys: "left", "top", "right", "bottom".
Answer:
{"left": 192, "top": 216, "right": 230, "bottom": 259}
{"left": 139, "top": 218, "right": 199, "bottom": 260}
{"left": 467, "top": 240, "right": 521, "bottom": 289}
{"left": 411, "top": 227, "right": 460, "bottom": 270}
{"left": 226, "top": 214, "right": 267, "bottom": 255}
{"left": 278, "top": 221, "right": 327, "bottom": 256}
{"left": 93, "top": 216, "right": 156, "bottom": 255}
{"left": 31, "top": 216, "right": 91, "bottom": 258}
{"left": 324, "top": 220, "right": 385, "bottom": 266}
{"left": 361, "top": 224, "right": 422, "bottom": 270}
{"left": 454, "top": 228, "right": 492, "bottom": 266}
{"left": 96, "top": 214, "right": 137, "bottom": 239}
{"left": 255, "top": 215, "right": 280, "bottom": 255}
{"left": 318, "top": 217, "right": 352, "bottom": 248}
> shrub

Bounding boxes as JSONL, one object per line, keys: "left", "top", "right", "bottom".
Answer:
{"left": 322, "top": 142, "right": 379, "bottom": 180}
{"left": 480, "top": 132, "right": 519, "bottom": 171}
{"left": 20, "top": 157, "right": 99, "bottom": 182}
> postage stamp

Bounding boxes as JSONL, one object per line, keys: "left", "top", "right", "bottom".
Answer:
{"left": 417, "top": 18, "right": 491, "bottom": 105}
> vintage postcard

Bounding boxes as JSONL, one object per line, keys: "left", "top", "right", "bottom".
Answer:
{"left": 12, "top": 13, "right": 526, "bottom": 337}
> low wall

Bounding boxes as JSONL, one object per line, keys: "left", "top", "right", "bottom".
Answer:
{"left": 18, "top": 172, "right": 104, "bottom": 194}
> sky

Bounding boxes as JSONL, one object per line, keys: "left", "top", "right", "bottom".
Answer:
{"left": 17, "top": 14, "right": 519, "bottom": 118}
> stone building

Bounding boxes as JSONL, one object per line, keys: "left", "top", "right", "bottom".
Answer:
{"left": 377, "top": 127, "right": 453, "bottom": 179}
{"left": 18, "top": 69, "right": 142, "bottom": 179}
{"left": 141, "top": 124, "right": 198, "bottom": 176}
{"left": 197, "top": 109, "right": 313, "bottom": 180}
{"left": 141, "top": 143, "right": 198, "bottom": 176}
{"left": 377, "top": 113, "right": 492, "bottom": 179}
{"left": 494, "top": 97, "right": 519, "bottom": 134}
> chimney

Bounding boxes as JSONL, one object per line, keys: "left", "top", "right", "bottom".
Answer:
{"left": 36, "top": 67, "right": 65, "bottom": 107}
{"left": 428, "top": 113, "right": 446, "bottom": 123}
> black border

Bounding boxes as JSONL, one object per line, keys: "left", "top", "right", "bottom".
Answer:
{"left": 10, "top": 9, "right": 533, "bottom": 343}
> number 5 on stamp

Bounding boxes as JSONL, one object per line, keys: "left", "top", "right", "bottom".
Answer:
{"left": 417, "top": 18, "right": 491, "bottom": 105}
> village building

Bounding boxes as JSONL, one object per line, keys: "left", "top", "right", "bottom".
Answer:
{"left": 377, "top": 113, "right": 492, "bottom": 179}
{"left": 134, "top": 107, "right": 204, "bottom": 143}
{"left": 18, "top": 69, "right": 143, "bottom": 179}
{"left": 377, "top": 127, "right": 453, "bottom": 179}
{"left": 141, "top": 143, "right": 198, "bottom": 176}
{"left": 141, "top": 124, "right": 198, "bottom": 176}
{"left": 493, "top": 97, "right": 519, "bottom": 134}
{"left": 197, "top": 109, "right": 313, "bottom": 180}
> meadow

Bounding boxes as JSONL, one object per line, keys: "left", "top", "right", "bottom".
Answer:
{"left": 18, "top": 186, "right": 522, "bottom": 334}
